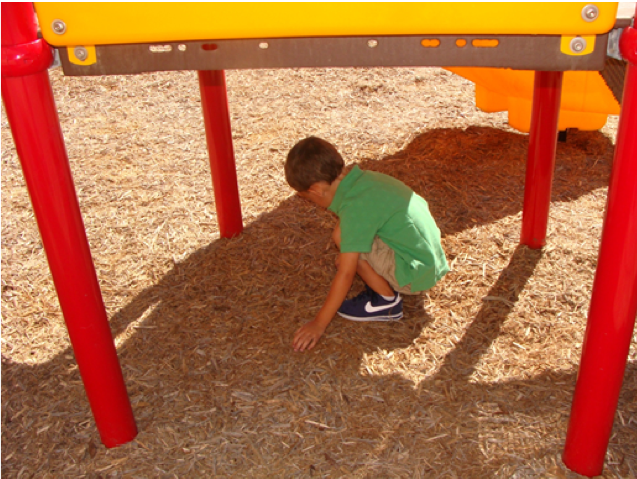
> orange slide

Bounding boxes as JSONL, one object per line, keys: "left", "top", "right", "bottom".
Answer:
{"left": 447, "top": 67, "right": 622, "bottom": 133}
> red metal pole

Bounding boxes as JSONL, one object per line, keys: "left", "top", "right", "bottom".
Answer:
{"left": 563, "top": 21, "right": 637, "bottom": 477}
{"left": 520, "top": 71, "right": 564, "bottom": 249}
{"left": 198, "top": 70, "right": 243, "bottom": 238}
{"left": 2, "top": 2, "right": 137, "bottom": 448}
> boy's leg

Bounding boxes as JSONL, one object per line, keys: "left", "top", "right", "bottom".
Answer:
{"left": 361, "top": 237, "right": 419, "bottom": 296}
{"left": 332, "top": 228, "right": 403, "bottom": 321}
{"left": 332, "top": 223, "right": 395, "bottom": 297}
{"left": 356, "top": 260, "right": 395, "bottom": 297}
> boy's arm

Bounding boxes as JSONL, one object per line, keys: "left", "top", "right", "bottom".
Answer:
{"left": 293, "top": 252, "right": 359, "bottom": 352}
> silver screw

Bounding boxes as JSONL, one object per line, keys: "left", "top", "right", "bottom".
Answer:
{"left": 570, "top": 37, "right": 587, "bottom": 53}
{"left": 582, "top": 5, "right": 599, "bottom": 22}
{"left": 259, "top": 42, "right": 269, "bottom": 49}
{"left": 52, "top": 19, "right": 66, "bottom": 35}
{"left": 178, "top": 44, "right": 187, "bottom": 52}
{"left": 74, "top": 46, "right": 88, "bottom": 61}
{"left": 367, "top": 39, "right": 379, "bottom": 48}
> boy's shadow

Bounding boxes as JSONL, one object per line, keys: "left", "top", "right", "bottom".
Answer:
{"left": 358, "top": 125, "right": 614, "bottom": 237}
{"left": 4, "top": 126, "right": 629, "bottom": 476}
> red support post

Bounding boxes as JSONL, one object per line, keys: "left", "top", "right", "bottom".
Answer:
{"left": 198, "top": 70, "right": 243, "bottom": 238}
{"left": 1, "top": 2, "right": 137, "bottom": 448}
{"left": 563, "top": 20, "right": 637, "bottom": 477}
{"left": 521, "top": 71, "right": 564, "bottom": 249}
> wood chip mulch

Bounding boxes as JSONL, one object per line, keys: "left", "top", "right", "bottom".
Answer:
{"left": 2, "top": 66, "right": 636, "bottom": 478}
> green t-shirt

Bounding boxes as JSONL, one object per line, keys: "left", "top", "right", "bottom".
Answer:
{"left": 328, "top": 165, "right": 448, "bottom": 292}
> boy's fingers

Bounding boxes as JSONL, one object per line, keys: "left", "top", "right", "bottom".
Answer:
{"left": 293, "top": 332, "right": 316, "bottom": 352}
{"left": 293, "top": 331, "right": 307, "bottom": 350}
{"left": 293, "top": 331, "right": 308, "bottom": 347}
{"left": 293, "top": 327, "right": 304, "bottom": 343}
{"left": 301, "top": 338, "right": 315, "bottom": 352}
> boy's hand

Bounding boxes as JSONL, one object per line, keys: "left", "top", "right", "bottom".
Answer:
{"left": 293, "top": 319, "right": 327, "bottom": 352}
{"left": 292, "top": 252, "right": 358, "bottom": 352}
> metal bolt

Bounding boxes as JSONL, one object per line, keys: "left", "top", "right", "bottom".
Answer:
{"left": 570, "top": 37, "right": 587, "bottom": 53}
{"left": 52, "top": 19, "right": 66, "bottom": 35}
{"left": 259, "top": 42, "right": 269, "bottom": 50}
{"left": 582, "top": 4, "right": 599, "bottom": 22}
{"left": 367, "top": 39, "right": 379, "bottom": 48}
{"left": 74, "top": 46, "right": 88, "bottom": 61}
{"left": 178, "top": 44, "right": 187, "bottom": 52}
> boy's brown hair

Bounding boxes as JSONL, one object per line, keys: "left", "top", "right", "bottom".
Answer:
{"left": 285, "top": 137, "right": 344, "bottom": 192}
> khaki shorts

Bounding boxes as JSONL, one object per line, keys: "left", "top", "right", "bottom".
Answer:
{"left": 360, "top": 237, "right": 417, "bottom": 295}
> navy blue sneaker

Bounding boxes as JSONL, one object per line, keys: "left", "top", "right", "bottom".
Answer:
{"left": 338, "top": 287, "right": 403, "bottom": 321}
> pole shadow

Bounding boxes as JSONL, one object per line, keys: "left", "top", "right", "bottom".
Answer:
{"left": 436, "top": 245, "right": 543, "bottom": 380}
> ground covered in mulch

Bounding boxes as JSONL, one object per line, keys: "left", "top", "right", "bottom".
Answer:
{"left": 2, "top": 66, "right": 636, "bottom": 478}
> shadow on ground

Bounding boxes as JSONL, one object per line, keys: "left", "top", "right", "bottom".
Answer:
{"left": 4, "top": 127, "right": 634, "bottom": 477}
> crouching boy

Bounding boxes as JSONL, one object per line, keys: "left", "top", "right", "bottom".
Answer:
{"left": 285, "top": 137, "right": 448, "bottom": 352}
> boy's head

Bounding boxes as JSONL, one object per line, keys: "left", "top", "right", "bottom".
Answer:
{"left": 285, "top": 137, "right": 344, "bottom": 192}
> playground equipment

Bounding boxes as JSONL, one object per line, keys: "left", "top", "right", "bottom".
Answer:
{"left": 447, "top": 67, "right": 621, "bottom": 132}
{"left": 2, "top": 2, "right": 636, "bottom": 476}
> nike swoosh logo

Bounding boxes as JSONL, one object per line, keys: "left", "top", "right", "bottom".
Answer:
{"left": 364, "top": 296, "right": 401, "bottom": 313}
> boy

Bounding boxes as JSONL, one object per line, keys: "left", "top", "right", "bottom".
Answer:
{"left": 285, "top": 137, "right": 448, "bottom": 352}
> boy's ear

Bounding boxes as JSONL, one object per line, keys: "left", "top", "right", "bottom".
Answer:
{"left": 307, "top": 181, "right": 330, "bottom": 198}
{"left": 306, "top": 183, "right": 326, "bottom": 198}
{"left": 297, "top": 190, "right": 312, "bottom": 201}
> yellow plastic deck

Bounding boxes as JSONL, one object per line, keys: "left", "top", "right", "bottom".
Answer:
{"left": 35, "top": 2, "right": 618, "bottom": 47}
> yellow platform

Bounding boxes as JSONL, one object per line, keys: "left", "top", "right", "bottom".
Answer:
{"left": 35, "top": 2, "right": 618, "bottom": 46}
{"left": 34, "top": 2, "right": 622, "bottom": 133}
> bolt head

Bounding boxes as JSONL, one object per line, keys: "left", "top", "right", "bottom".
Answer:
{"left": 582, "top": 4, "right": 599, "bottom": 22}
{"left": 258, "top": 42, "right": 269, "bottom": 50}
{"left": 367, "top": 39, "right": 379, "bottom": 48}
{"left": 570, "top": 37, "right": 587, "bottom": 53}
{"left": 52, "top": 19, "right": 66, "bottom": 34}
{"left": 74, "top": 46, "right": 88, "bottom": 61}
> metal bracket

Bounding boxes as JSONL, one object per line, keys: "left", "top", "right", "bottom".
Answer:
{"left": 607, "top": 29, "right": 624, "bottom": 61}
